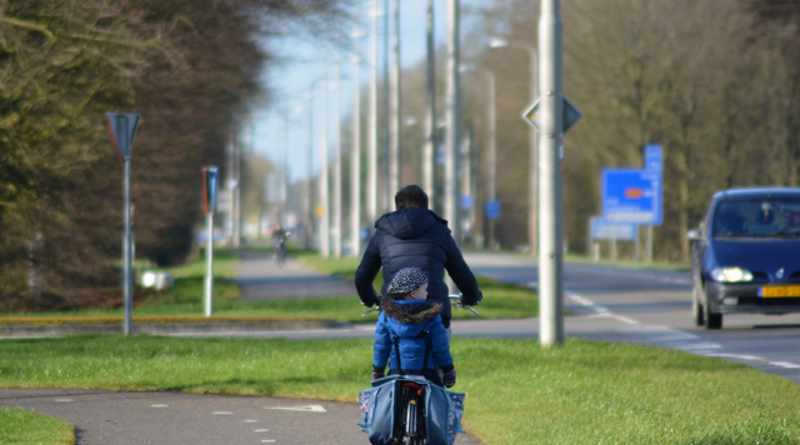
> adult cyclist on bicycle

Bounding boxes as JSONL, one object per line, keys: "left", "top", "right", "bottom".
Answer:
{"left": 355, "top": 185, "right": 483, "bottom": 331}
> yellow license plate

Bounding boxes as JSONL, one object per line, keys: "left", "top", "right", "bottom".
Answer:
{"left": 759, "top": 286, "right": 800, "bottom": 298}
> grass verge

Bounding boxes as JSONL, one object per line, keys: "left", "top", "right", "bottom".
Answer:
{"left": 0, "top": 335, "right": 798, "bottom": 444}
{"left": 296, "top": 252, "right": 538, "bottom": 320}
{"left": 0, "top": 407, "right": 74, "bottom": 445}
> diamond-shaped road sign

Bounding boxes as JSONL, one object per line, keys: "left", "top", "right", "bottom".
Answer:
{"left": 521, "top": 97, "right": 581, "bottom": 133}
{"left": 106, "top": 112, "right": 140, "bottom": 159}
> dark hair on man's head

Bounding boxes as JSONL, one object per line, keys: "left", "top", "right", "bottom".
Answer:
{"left": 395, "top": 185, "right": 429, "bottom": 209}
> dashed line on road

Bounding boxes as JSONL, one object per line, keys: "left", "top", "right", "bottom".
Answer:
{"left": 212, "top": 411, "right": 234, "bottom": 416}
{"left": 770, "top": 361, "right": 800, "bottom": 369}
{"left": 243, "top": 419, "right": 259, "bottom": 424}
{"left": 150, "top": 404, "right": 169, "bottom": 408}
{"left": 610, "top": 314, "right": 639, "bottom": 325}
{"left": 254, "top": 428, "right": 270, "bottom": 433}
{"left": 260, "top": 440, "right": 276, "bottom": 444}
{"left": 703, "top": 353, "right": 764, "bottom": 361}
{"left": 54, "top": 398, "right": 73, "bottom": 403}
{"left": 265, "top": 404, "right": 327, "bottom": 413}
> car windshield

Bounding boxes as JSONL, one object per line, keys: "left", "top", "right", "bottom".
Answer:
{"left": 713, "top": 196, "right": 800, "bottom": 239}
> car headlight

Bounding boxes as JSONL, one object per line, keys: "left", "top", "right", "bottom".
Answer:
{"left": 711, "top": 267, "right": 753, "bottom": 283}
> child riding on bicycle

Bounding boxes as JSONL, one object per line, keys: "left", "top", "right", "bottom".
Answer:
{"left": 371, "top": 267, "right": 456, "bottom": 388}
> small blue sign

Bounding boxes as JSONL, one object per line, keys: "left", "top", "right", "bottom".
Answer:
{"left": 644, "top": 144, "right": 663, "bottom": 173}
{"left": 602, "top": 168, "right": 662, "bottom": 225}
{"left": 204, "top": 166, "right": 219, "bottom": 213}
{"left": 485, "top": 200, "right": 502, "bottom": 220}
{"left": 461, "top": 195, "right": 473, "bottom": 210}
{"left": 590, "top": 217, "right": 638, "bottom": 241}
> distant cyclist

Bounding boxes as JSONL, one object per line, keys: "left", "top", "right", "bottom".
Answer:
{"left": 271, "top": 225, "right": 289, "bottom": 264}
{"left": 355, "top": 185, "right": 483, "bottom": 328}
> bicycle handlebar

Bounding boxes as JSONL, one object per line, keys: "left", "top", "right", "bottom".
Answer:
{"left": 362, "top": 294, "right": 479, "bottom": 317}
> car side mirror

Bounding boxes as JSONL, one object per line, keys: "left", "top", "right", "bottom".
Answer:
{"left": 687, "top": 228, "right": 702, "bottom": 242}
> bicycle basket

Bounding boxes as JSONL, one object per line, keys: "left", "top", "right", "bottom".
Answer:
{"left": 357, "top": 375, "right": 465, "bottom": 445}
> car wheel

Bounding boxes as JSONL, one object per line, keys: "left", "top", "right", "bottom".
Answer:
{"left": 692, "top": 283, "right": 705, "bottom": 326}
{"left": 704, "top": 301, "right": 723, "bottom": 330}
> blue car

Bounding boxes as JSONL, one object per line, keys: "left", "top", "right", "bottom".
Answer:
{"left": 689, "top": 188, "right": 800, "bottom": 329}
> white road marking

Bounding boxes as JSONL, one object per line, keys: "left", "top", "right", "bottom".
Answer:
{"left": 703, "top": 353, "right": 764, "bottom": 361}
{"left": 679, "top": 342, "right": 722, "bottom": 351}
{"left": 212, "top": 411, "right": 234, "bottom": 416}
{"left": 254, "top": 428, "right": 270, "bottom": 433}
{"left": 648, "top": 332, "right": 698, "bottom": 342}
{"left": 243, "top": 419, "right": 259, "bottom": 424}
{"left": 770, "top": 361, "right": 800, "bottom": 369}
{"left": 150, "top": 404, "right": 169, "bottom": 408}
{"left": 610, "top": 314, "right": 639, "bottom": 325}
{"left": 261, "top": 440, "right": 276, "bottom": 443}
{"left": 265, "top": 404, "right": 327, "bottom": 413}
{"left": 54, "top": 398, "right": 73, "bottom": 403}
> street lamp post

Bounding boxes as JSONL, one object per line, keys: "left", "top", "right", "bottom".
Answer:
{"left": 424, "top": 0, "right": 436, "bottom": 209}
{"left": 351, "top": 53, "right": 362, "bottom": 257}
{"left": 445, "top": 0, "right": 462, "bottom": 243}
{"left": 489, "top": 37, "right": 538, "bottom": 257}
{"left": 333, "top": 62, "right": 343, "bottom": 259}
{"left": 368, "top": 1, "right": 380, "bottom": 224}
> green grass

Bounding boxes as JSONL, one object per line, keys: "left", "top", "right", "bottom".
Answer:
{"left": 0, "top": 407, "right": 74, "bottom": 445}
{"left": 296, "top": 252, "right": 538, "bottom": 320}
{"left": 0, "top": 335, "right": 798, "bottom": 444}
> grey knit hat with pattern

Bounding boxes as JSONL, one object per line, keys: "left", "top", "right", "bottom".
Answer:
{"left": 386, "top": 267, "right": 429, "bottom": 297}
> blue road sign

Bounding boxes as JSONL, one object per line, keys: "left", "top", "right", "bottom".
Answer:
{"left": 485, "top": 200, "right": 501, "bottom": 220}
{"left": 106, "top": 112, "right": 140, "bottom": 159}
{"left": 203, "top": 166, "right": 219, "bottom": 213}
{"left": 602, "top": 168, "right": 662, "bottom": 225}
{"left": 590, "top": 217, "right": 638, "bottom": 241}
{"left": 461, "top": 195, "right": 474, "bottom": 210}
{"left": 644, "top": 144, "right": 663, "bottom": 173}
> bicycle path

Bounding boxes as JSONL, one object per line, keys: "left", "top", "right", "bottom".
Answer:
{"left": 236, "top": 252, "right": 355, "bottom": 300}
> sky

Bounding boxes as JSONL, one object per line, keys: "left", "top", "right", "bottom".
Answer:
{"left": 248, "top": 0, "right": 489, "bottom": 182}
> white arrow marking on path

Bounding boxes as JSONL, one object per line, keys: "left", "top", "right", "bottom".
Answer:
{"left": 265, "top": 404, "right": 327, "bottom": 413}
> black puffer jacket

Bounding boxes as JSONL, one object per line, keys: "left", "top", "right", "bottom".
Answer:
{"left": 354, "top": 208, "right": 482, "bottom": 326}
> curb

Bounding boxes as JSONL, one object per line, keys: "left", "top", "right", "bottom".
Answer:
{"left": 0, "top": 319, "right": 353, "bottom": 338}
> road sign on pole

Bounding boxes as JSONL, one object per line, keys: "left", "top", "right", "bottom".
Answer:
{"left": 521, "top": 96, "right": 581, "bottom": 133}
{"left": 106, "top": 112, "right": 140, "bottom": 336}
{"left": 106, "top": 113, "right": 140, "bottom": 159}
{"left": 590, "top": 217, "right": 637, "bottom": 241}
{"left": 202, "top": 166, "right": 219, "bottom": 318}
{"left": 485, "top": 200, "right": 501, "bottom": 221}
{"left": 602, "top": 168, "right": 662, "bottom": 225}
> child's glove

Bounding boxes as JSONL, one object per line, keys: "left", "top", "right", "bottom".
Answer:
{"left": 372, "top": 366, "right": 385, "bottom": 381}
{"left": 442, "top": 366, "right": 456, "bottom": 388}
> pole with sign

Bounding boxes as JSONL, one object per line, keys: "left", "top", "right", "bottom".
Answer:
{"left": 106, "top": 112, "right": 140, "bottom": 336}
{"left": 521, "top": 0, "right": 581, "bottom": 348}
{"left": 202, "top": 166, "right": 219, "bottom": 318}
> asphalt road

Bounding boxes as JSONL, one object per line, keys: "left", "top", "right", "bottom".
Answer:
{"left": 0, "top": 389, "right": 362, "bottom": 445}
{"left": 466, "top": 253, "right": 800, "bottom": 384}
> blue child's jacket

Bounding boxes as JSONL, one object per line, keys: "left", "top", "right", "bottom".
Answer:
{"left": 372, "top": 298, "right": 453, "bottom": 373}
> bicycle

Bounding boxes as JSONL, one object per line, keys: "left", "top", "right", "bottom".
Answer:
{"left": 361, "top": 294, "right": 476, "bottom": 445}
